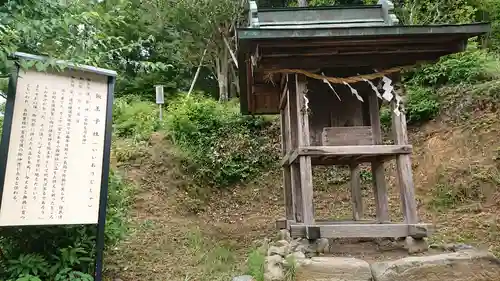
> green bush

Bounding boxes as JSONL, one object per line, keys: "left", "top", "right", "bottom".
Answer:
{"left": 405, "top": 86, "right": 440, "bottom": 124}
{"left": 165, "top": 95, "right": 278, "bottom": 188}
{"left": 406, "top": 48, "right": 498, "bottom": 87}
{"left": 0, "top": 170, "right": 133, "bottom": 281}
{"left": 379, "top": 86, "right": 439, "bottom": 127}
{"left": 113, "top": 96, "right": 163, "bottom": 142}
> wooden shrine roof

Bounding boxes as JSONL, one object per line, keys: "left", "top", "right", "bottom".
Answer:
{"left": 236, "top": 1, "right": 491, "bottom": 115}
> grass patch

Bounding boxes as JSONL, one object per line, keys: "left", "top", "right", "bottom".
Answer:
{"left": 181, "top": 228, "right": 241, "bottom": 281}
{"left": 164, "top": 95, "right": 278, "bottom": 189}
{"left": 246, "top": 250, "right": 266, "bottom": 281}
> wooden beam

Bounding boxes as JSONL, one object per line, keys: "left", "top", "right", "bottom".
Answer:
{"left": 295, "top": 74, "right": 314, "bottom": 225}
{"left": 368, "top": 91, "right": 390, "bottom": 223}
{"left": 287, "top": 75, "right": 303, "bottom": 223}
{"left": 281, "top": 98, "right": 295, "bottom": 221}
{"left": 290, "top": 223, "right": 434, "bottom": 239}
{"left": 276, "top": 218, "right": 292, "bottom": 230}
{"left": 280, "top": 152, "right": 291, "bottom": 167}
{"left": 350, "top": 164, "right": 363, "bottom": 221}
{"left": 391, "top": 85, "right": 418, "bottom": 225}
{"left": 296, "top": 145, "right": 412, "bottom": 157}
{"left": 262, "top": 48, "right": 454, "bottom": 59}
{"left": 257, "top": 52, "right": 451, "bottom": 70}
{"left": 279, "top": 84, "right": 288, "bottom": 110}
{"left": 303, "top": 219, "right": 378, "bottom": 225}
{"left": 322, "top": 126, "right": 374, "bottom": 146}
{"left": 255, "top": 36, "right": 462, "bottom": 49}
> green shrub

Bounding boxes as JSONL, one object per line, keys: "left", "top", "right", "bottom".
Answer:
{"left": 0, "top": 170, "right": 133, "bottom": 280}
{"left": 165, "top": 95, "right": 278, "bottom": 188}
{"left": 113, "top": 96, "right": 163, "bottom": 142}
{"left": 379, "top": 86, "right": 439, "bottom": 127}
{"left": 405, "top": 86, "right": 440, "bottom": 124}
{"left": 407, "top": 48, "right": 498, "bottom": 87}
{"left": 246, "top": 249, "right": 265, "bottom": 281}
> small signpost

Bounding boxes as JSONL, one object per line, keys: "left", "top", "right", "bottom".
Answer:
{"left": 155, "top": 85, "right": 164, "bottom": 121}
{"left": 0, "top": 52, "right": 116, "bottom": 281}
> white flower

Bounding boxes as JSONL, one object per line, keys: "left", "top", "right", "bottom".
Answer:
{"left": 77, "top": 24, "right": 85, "bottom": 34}
{"left": 140, "top": 48, "right": 150, "bottom": 58}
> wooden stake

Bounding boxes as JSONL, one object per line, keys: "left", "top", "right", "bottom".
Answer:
{"left": 391, "top": 84, "right": 418, "bottom": 224}
{"left": 295, "top": 74, "right": 314, "bottom": 225}
{"left": 368, "top": 90, "right": 390, "bottom": 222}
{"left": 281, "top": 86, "right": 295, "bottom": 221}
{"left": 288, "top": 75, "right": 303, "bottom": 222}
{"left": 350, "top": 163, "right": 363, "bottom": 221}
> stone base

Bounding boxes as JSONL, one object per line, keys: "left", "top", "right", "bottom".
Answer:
{"left": 296, "top": 257, "right": 372, "bottom": 281}
{"left": 371, "top": 250, "right": 500, "bottom": 281}
{"left": 250, "top": 230, "right": 500, "bottom": 281}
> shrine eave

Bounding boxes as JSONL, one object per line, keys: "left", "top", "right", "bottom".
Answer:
{"left": 237, "top": 23, "right": 490, "bottom": 115}
{"left": 237, "top": 23, "right": 490, "bottom": 42}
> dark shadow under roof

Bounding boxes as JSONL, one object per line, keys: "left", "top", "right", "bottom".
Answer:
{"left": 237, "top": 23, "right": 491, "bottom": 115}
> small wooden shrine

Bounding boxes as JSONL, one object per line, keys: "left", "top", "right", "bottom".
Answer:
{"left": 236, "top": 1, "right": 490, "bottom": 240}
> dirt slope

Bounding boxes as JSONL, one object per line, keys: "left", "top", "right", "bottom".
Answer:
{"left": 106, "top": 109, "right": 500, "bottom": 280}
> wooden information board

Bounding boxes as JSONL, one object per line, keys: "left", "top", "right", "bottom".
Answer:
{"left": 0, "top": 53, "right": 116, "bottom": 227}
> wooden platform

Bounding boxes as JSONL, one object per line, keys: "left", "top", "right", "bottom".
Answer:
{"left": 280, "top": 145, "right": 412, "bottom": 166}
{"left": 289, "top": 222, "right": 433, "bottom": 240}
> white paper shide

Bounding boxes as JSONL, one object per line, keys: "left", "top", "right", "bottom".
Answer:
{"left": 0, "top": 68, "right": 108, "bottom": 226}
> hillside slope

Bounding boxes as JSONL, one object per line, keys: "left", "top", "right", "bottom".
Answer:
{"left": 105, "top": 82, "right": 500, "bottom": 281}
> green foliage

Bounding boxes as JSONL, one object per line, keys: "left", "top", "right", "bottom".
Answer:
{"left": 0, "top": 170, "right": 133, "bottom": 281}
{"left": 165, "top": 95, "right": 278, "bottom": 188}
{"left": 246, "top": 250, "right": 265, "bottom": 281}
{"left": 7, "top": 274, "right": 42, "bottom": 281}
{"left": 113, "top": 96, "right": 163, "bottom": 142}
{"left": 359, "top": 169, "right": 373, "bottom": 183}
{"left": 5, "top": 254, "right": 49, "bottom": 278}
{"left": 379, "top": 86, "right": 439, "bottom": 127}
{"left": 396, "top": 0, "right": 477, "bottom": 24}
{"left": 404, "top": 86, "right": 440, "bottom": 124}
{"left": 430, "top": 182, "right": 483, "bottom": 211}
{"left": 406, "top": 48, "right": 497, "bottom": 87}
{"left": 54, "top": 269, "right": 93, "bottom": 281}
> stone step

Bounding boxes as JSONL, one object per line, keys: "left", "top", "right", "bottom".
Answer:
{"left": 293, "top": 250, "right": 500, "bottom": 281}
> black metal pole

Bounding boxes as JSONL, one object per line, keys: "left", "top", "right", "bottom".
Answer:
{"left": 0, "top": 66, "right": 19, "bottom": 212}
{"left": 94, "top": 76, "right": 115, "bottom": 281}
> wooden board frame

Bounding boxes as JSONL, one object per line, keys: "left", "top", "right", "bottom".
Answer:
{"left": 0, "top": 52, "right": 116, "bottom": 281}
{"left": 290, "top": 223, "right": 433, "bottom": 239}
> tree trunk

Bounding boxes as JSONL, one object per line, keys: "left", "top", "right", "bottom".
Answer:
{"left": 230, "top": 64, "right": 240, "bottom": 97}
{"left": 216, "top": 46, "right": 229, "bottom": 102}
{"left": 298, "top": 0, "right": 308, "bottom": 7}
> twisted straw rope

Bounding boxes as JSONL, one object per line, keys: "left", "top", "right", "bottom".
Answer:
{"left": 263, "top": 64, "right": 416, "bottom": 84}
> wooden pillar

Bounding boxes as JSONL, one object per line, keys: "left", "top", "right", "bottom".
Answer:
{"left": 368, "top": 91, "right": 390, "bottom": 222}
{"left": 287, "top": 75, "right": 303, "bottom": 223}
{"left": 281, "top": 78, "right": 295, "bottom": 222}
{"left": 289, "top": 74, "right": 314, "bottom": 225}
{"left": 391, "top": 84, "right": 418, "bottom": 224}
{"left": 349, "top": 163, "right": 363, "bottom": 220}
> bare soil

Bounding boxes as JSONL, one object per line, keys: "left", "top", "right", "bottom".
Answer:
{"left": 106, "top": 111, "right": 500, "bottom": 281}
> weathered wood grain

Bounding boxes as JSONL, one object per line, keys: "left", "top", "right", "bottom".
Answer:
{"left": 296, "top": 74, "right": 314, "bottom": 225}
{"left": 350, "top": 164, "right": 363, "bottom": 221}
{"left": 391, "top": 86, "right": 418, "bottom": 225}
{"left": 322, "top": 126, "right": 374, "bottom": 146}
{"left": 297, "top": 145, "right": 412, "bottom": 157}
{"left": 288, "top": 75, "right": 303, "bottom": 223}
{"left": 290, "top": 223, "right": 433, "bottom": 238}
{"left": 280, "top": 97, "right": 295, "bottom": 221}
{"left": 368, "top": 92, "right": 390, "bottom": 222}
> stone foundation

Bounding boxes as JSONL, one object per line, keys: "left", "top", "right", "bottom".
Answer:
{"left": 256, "top": 230, "right": 500, "bottom": 281}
